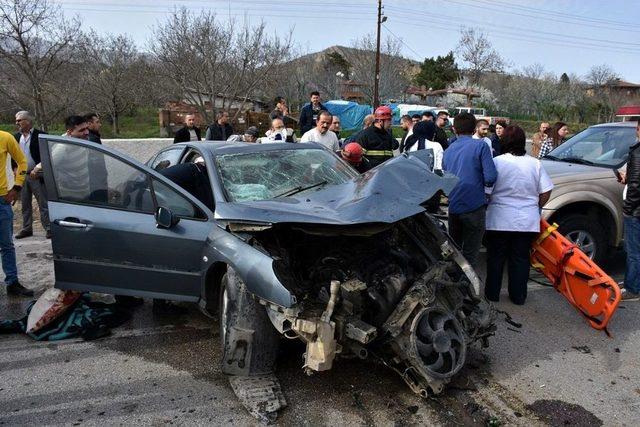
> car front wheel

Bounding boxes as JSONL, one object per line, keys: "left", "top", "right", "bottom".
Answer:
{"left": 556, "top": 214, "right": 608, "bottom": 266}
{"left": 218, "top": 267, "right": 280, "bottom": 376}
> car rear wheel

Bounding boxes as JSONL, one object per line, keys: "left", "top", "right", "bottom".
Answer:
{"left": 218, "top": 267, "right": 280, "bottom": 376}
{"left": 556, "top": 214, "right": 608, "bottom": 266}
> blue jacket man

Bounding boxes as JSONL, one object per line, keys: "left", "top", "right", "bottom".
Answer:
{"left": 299, "top": 91, "right": 327, "bottom": 134}
{"left": 443, "top": 113, "right": 497, "bottom": 268}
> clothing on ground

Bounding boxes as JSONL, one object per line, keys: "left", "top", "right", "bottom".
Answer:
{"left": 443, "top": 135, "right": 497, "bottom": 215}
{"left": 486, "top": 153, "right": 553, "bottom": 232}
{"left": 0, "top": 294, "right": 131, "bottom": 341}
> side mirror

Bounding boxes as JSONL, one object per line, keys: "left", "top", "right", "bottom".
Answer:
{"left": 155, "top": 206, "right": 180, "bottom": 229}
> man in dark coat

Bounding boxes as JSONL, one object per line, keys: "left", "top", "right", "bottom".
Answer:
{"left": 621, "top": 121, "right": 640, "bottom": 301}
{"left": 13, "top": 111, "right": 50, "bottom": 239}
{"left": 205, "top": 111, "right": 233, "bottom": 141}
{"left": 85, "top": 113, "right": 103, "bottom": 145}
{"left": 173, "top": 114, "right": 201, "bottom": 143}
{"left": 299, "top": 91, "right": 327, "bottom": 134}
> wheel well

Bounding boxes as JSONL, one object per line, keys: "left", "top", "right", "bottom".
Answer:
{"left": 548, "top": 202, "right": 616, "bottom": 246}
{"left": 203, "top": 262, "right": 227, "bottom": 312}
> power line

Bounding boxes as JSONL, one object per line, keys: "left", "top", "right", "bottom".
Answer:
{"left": 444, "top": 0, "right": 640, "bottom": 32}
{"left": 381, "top": 23, "right": 422, "bottom": 59}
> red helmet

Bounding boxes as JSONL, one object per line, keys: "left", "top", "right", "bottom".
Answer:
{"left": 341, "top": 142, "right": 364, "bottom": 164}
{"left": 374, "top": 105, "right": 392, "bottom": 120}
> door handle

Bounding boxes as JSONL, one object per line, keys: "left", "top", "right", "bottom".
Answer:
{"left": 56, "top": 220, "right": 88, "bottom": 229}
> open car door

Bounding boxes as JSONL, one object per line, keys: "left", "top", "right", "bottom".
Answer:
{"left": 39, "top": 136, "right": 214, "bottom": 301}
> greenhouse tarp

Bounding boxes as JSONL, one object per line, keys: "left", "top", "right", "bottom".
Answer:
{"left": 325, "top": 100, "right": 372, "bottom": 131}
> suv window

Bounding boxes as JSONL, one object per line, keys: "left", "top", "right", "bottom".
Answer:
{"left": 549, "top": 126, "right": 637, "bottom": 168}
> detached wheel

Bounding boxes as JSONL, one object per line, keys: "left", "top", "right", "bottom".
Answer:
{"left": 556, "top": 214, "right": 608, "bottom": 266}
{"left": 219, "top": 268, "right": 279, "bottom": 376}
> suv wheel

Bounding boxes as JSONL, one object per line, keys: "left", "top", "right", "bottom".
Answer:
{"left": 556, "top": 214, "right": 607, "bottom": 266}
{"left": 219, "top": 267, "right": 279, "bottom": 376}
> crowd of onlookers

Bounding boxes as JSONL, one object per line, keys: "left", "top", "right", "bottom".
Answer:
{"left": 2, "top": 92, "right": 638, "bottom": 307}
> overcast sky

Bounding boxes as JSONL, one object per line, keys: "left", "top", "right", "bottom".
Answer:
{"left": 57, "top": 0, "right": 640, "bottom": 82}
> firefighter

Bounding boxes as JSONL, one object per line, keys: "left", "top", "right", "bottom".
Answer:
{"left": 356, "top": 105, "right": 398, "bottom": 168}
{"left": 340, "top": 142, "right": 371, "bottom": 173}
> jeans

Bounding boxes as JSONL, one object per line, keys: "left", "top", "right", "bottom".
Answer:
{"left": 484, "top": 230, "right": 537, "bottom": 305}
{"left": 624, "top": 215, "right": 640, "bottom": 294}
{"left": 448, "top": 206, "right": 486, "bottom": 269}
{"left": 0, "top": 198, "right": 18, "bottom": 285}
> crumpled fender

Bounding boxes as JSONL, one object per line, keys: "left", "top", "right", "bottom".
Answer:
{"left": 207, "top": 226, "right": 295, "bottom": 307}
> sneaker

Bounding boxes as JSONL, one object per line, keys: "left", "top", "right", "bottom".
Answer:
{"left": 14, "top": 230, "right": 33, "bottom": 239}
{"left": 6, "top": 282, "right": 34, "bottom": 297}
{"left": 621, "top": 288, "right": 640, "bottom": 301}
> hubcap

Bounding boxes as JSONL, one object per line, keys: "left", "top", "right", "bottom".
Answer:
{"left": 566, "top": 230, "right": 596, "bottom": 259}
{"left": 414, "top": 307, "right": 466, "bottom": 378}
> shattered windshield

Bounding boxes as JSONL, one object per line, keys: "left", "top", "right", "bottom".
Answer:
{"left": 216, "top": 148, "right": 358, "bottom": 202}
{"left": 547, "top": 126, "right": 637, "bottom": 168}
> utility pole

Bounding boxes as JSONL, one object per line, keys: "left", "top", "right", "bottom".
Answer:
{"left": 373, "top": 0, "right": 383, "bottom": 109}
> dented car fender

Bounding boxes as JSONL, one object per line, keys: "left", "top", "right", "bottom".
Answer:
{"left": 204, "top": 225, "right": 295, "bottom": 308}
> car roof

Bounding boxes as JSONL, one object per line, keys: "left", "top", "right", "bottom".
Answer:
{"left": 175, "top": 141, "right": 326, "bottom": 155}
{"left": 591, "top": 121, "right": 638, "bottom": 128}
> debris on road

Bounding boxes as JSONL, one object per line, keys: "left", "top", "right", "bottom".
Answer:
{"left": 228, "top": 374, "right": 287, "bottom": 424}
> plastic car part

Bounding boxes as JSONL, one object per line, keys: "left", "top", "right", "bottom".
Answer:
{"left": 228, "top": 374, "right": 287, "bottom": 424}
{"left": 219, "top": 268, "right": 280, "bottom": 376}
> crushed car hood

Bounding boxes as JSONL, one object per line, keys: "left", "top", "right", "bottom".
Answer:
{"left": 215, "top": 151, "right": 458, "bottom": 225}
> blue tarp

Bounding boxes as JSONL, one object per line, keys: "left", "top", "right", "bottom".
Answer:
{"left": 324, "top": 100, "right": 372, "bottom": 131}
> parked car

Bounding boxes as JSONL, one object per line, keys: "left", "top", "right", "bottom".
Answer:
{"left": 38, "top": 137, "right": 495, "bottom": 419}
{"left": 541, "top": 121, "right": 638, "bottom": 265}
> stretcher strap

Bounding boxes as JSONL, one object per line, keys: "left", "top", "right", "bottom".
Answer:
{"left": 536, "top": 222, "right": 559, "bottom": 245}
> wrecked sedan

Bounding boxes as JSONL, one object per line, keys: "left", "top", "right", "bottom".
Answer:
{"left": 39, "top": 137, "right": 495, "bottom": 398}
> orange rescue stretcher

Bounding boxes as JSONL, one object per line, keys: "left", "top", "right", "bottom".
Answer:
{"left": 530, "top": 219, "right": 621, "bottom": 334}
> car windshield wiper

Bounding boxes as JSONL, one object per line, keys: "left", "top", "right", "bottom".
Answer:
{"left": 559, "top": 157, "right": 595, "bottom": 166}
{"left": 274, "top": 180, "right": 328, "bottom": 198}
{"left": 543, "top": 154, "right": 560, "bottom": 161}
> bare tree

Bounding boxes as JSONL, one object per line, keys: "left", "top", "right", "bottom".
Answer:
{"left": 349, "top": 34, "right": 412, "bottom": 104}
{"left": 456, "top": 27, "right": 505, "bottom": 85}
{"left": 80, "top": 33, "right": 145, "bottom": 134}
{"left": 150, "top": 8, "right": 292, "bottom": 124}
{"left": 0, "top": 0, "right": 81, "bottom": 130}
{"left": 585, "top": 64, "right": 620, "bottom": 122}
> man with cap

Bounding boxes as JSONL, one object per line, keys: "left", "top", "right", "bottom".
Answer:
{"left": 355, "top": 106, "right": 398, "bottom": 168}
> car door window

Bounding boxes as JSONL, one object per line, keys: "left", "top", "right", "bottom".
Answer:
{"left": 49, "top": 141, "right": 205, "bottom": 220}
{"left": 149, "top": 147, "right": 184, "bottom": 171}
{"left": 151, "top": 178, "right": 205, "bottom": 219}
{"left": 50, "top": 141, "right": 155, "bottom": 213}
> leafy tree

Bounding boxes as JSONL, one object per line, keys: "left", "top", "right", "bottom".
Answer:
{"left": 413, "top": 52, "right": 459, "bottom": 90}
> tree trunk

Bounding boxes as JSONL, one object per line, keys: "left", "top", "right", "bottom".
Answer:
{"left": 112, "top": 111, "right": 120, "bottom": 136}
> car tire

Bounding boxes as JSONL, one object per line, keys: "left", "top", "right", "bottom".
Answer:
{"left": 219, "top": 267, "right": 280, "bottom": 376}
{"left": 556, "top": 214, "right": 608, "bottom": 266}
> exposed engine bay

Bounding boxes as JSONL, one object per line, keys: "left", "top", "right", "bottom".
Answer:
{"left": 235, "top": 212, "right": 495, "bottom": 396}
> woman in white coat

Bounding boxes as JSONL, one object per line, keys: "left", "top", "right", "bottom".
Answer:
{"left": 484, "top": 126, "right": 553, "bottom": 305}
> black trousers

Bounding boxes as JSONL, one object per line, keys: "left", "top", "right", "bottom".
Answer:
{"left": 484, "top": 230, "right": 537, "bottom": 305}
{"left": 448, "top": 206, "right": 486, "bottom": 269}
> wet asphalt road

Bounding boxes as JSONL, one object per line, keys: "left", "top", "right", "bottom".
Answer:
{"left": 1, "top": 234, "right": 638, "bottom": 426}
